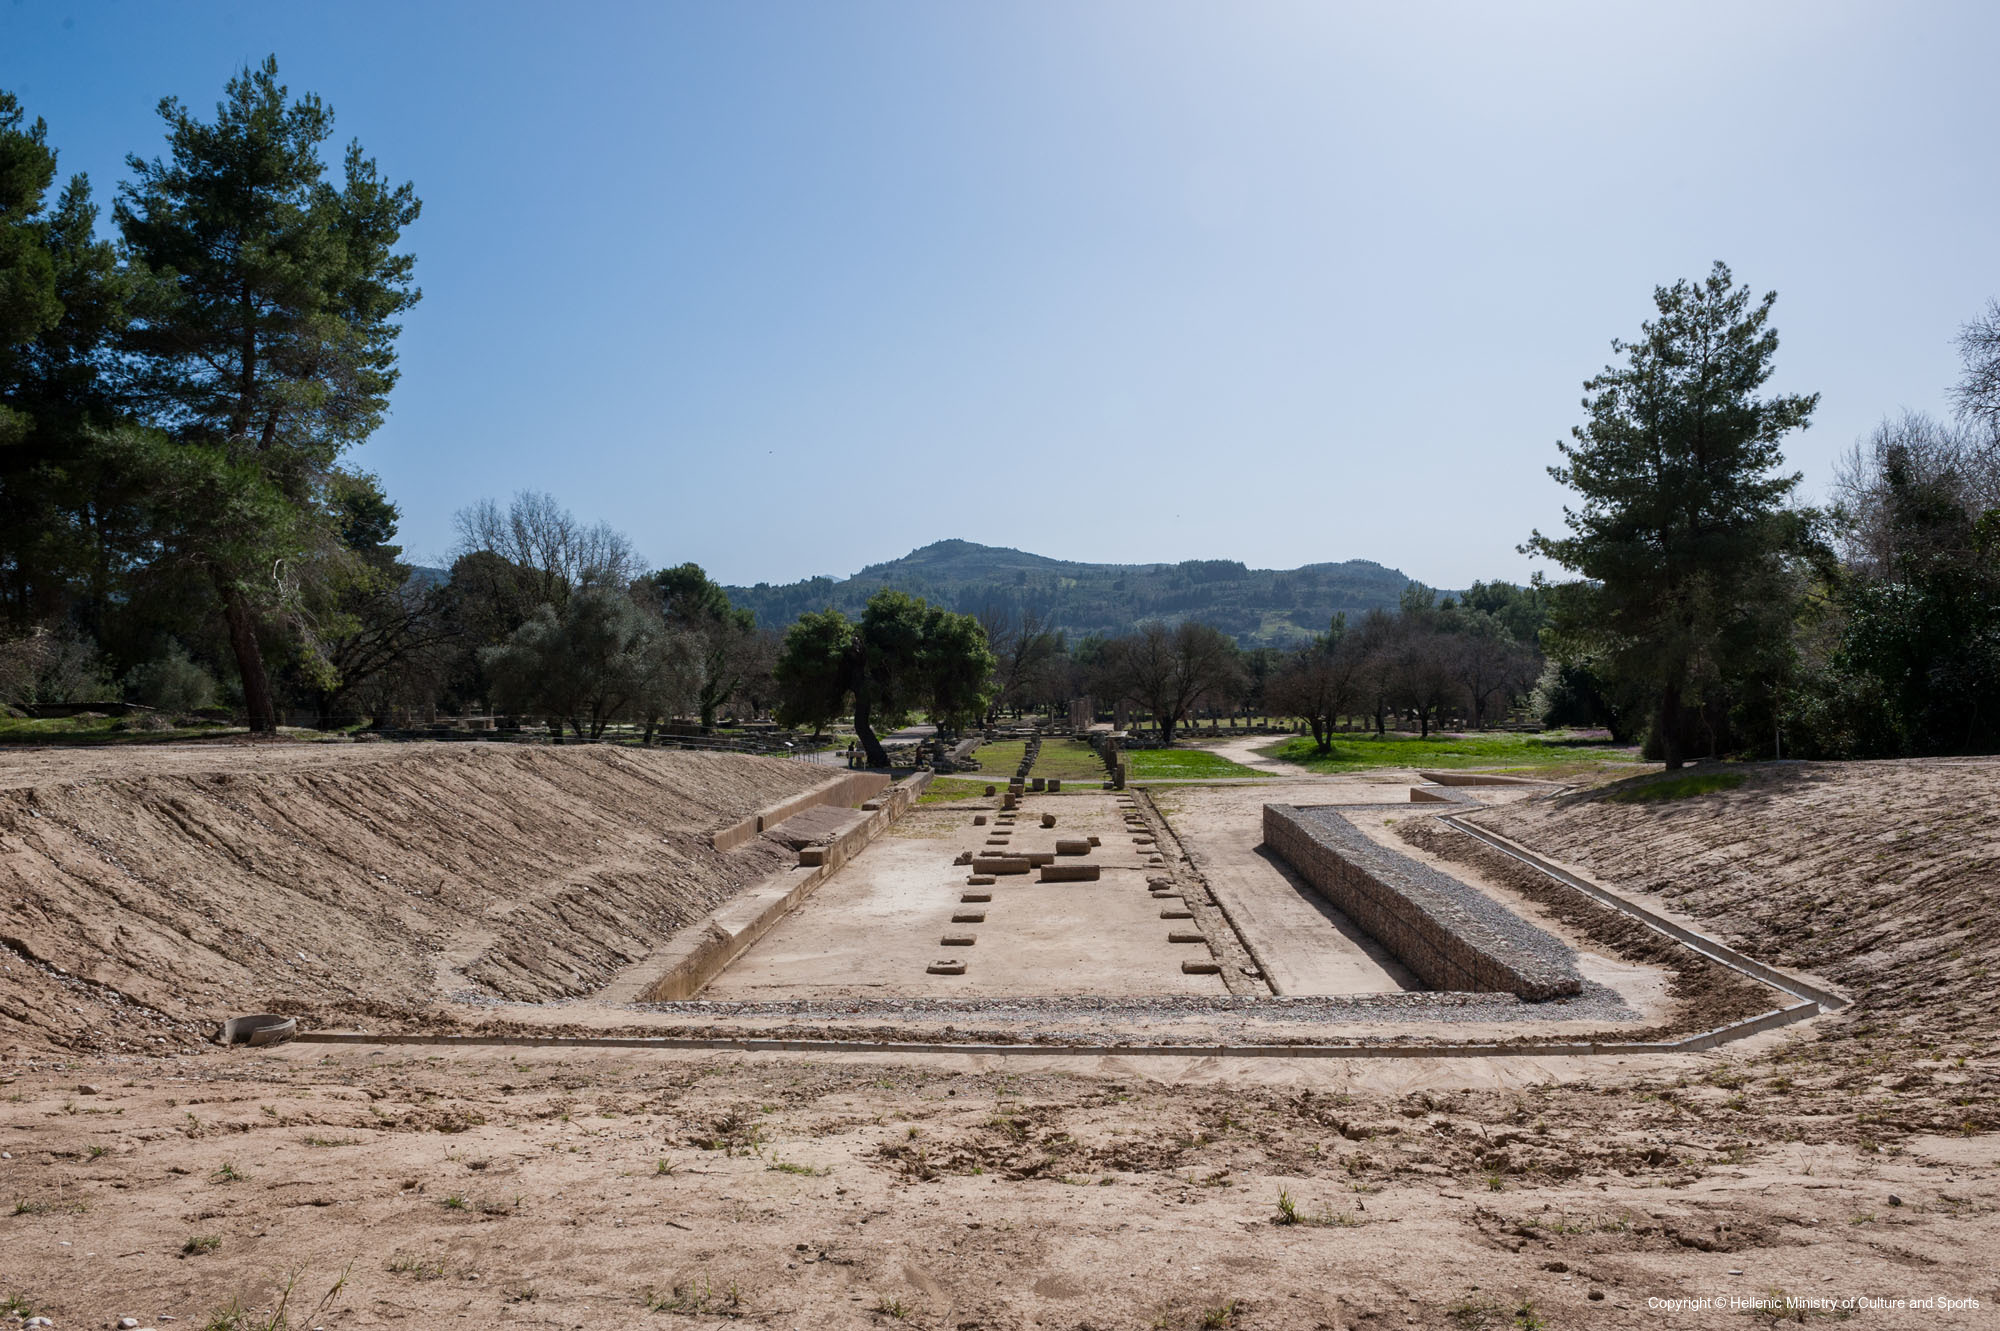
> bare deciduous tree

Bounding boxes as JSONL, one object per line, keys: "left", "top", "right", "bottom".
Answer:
{"left": 1955, "top": 297, "right": 2000, "bottom": 429}
{"left": 978, "top": 604, "right": 1066, "bottom": 718}
{"left": 1100, "top": 620, "right": 1242, "bottom": 747}
{"left": 452, "top": 491, "right": 640, "bottom": 606}
{"left": 1267, "top": 636, "right": 1365, "bottom": 752}
{"left": 1833, "top": 411, "right": 2000, "bottom": 576}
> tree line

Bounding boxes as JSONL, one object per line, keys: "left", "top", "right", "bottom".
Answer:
{"left": 4, "top": 67, "right": 1992, "bottom": 767}
{"left": 957, "top": 578, "right": 1548, "bottom": 749}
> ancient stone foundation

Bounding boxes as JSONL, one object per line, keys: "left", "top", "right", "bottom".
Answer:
{"left": 1261, "top": 804, "right": 1582, "bottom": 1000}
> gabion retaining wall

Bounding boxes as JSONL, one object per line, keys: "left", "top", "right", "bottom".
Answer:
{"left": 1262, "top": 804, "right": 1582, "bottom": 1000}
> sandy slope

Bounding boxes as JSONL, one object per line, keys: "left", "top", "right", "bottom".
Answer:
{"left": 0, "top": 743, "right": 832, "bottom": 1054}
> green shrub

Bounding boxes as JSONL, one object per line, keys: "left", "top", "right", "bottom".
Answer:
{"left": 126, "top": 643, "right": 218, "bottom": 714}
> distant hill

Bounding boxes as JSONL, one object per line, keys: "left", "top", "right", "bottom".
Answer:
{"left": 722, "top": 540, "right": 1417, "bottom": 646}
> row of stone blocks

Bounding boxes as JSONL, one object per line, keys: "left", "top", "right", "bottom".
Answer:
{"left": 969, "top": 853, "right": 1100, "bottom": 881}
{"left": 1261, "top": 804, "right": 1582, "bottom": 1000}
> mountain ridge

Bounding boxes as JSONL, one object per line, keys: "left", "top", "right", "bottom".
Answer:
{"left": 722, "top": 539, "right": 1419, "bottom": 645}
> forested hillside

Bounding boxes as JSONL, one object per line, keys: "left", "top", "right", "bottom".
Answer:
{"left": 723, "top": 540, "right": 1415, "bottom": 644}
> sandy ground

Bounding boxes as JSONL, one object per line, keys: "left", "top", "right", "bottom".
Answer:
{"left": 3, "top": 749, "right": 1997, "bottom": 1327}
{"left": 709, "top": 795, "right": 1229, "bottom": 999}
{"left": 2, "top": 1035, "right": 1994, "bottom": 1330}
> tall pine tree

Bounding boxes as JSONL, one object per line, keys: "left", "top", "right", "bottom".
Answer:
{"left": 1526, "top": 262, "right": 1816, "bottom": 768}
{"left": 115, "top": 57, "right": 419, "bottom": 731}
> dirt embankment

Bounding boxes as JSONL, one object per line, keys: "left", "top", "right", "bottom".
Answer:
{"left": 1471, "top": 758, "right": 2000, "bottom": 1141}
{"left": 1391, "top": 818, "right": 1774, "bottom": 1038}
{"left": 0, "top": 743, "right": 833, "bottom": 1053}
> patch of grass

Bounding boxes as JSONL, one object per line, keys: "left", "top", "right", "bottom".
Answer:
{"left": 767, "top": 1158, "right": 830, "bottom": 1177}
{"left": 0, "top": 712, "right": 237, "bottom": 746}
{"left": 1272, "top": 1188, "right": 1360, "bottom": 1228}
{"left": 1602, "top": 770, "right": 1747, "bottom": 803}
{"left": 182, "top": 1234, "right": 223, "bottom": 1256}
{"left": 212, "top": 1161, "right": 246, "bottom": 1183}
{"left": 387, "top": 1253, "right": 448, "bottom": 1280}
{"left": 916, "top": 776, "right": 993, "bottom": 806}
{"left": 301, "top": 1134, "right": 358, "bottom": 1148}
{"left": 199, "top": 1264, "right": 349, "bottom": 1331}
{"left": 644, "top": 1277, "right": 745, "bottom": 1316}
{"left": 1126, "top": 748, "right": 1263, "bottom": 780}
{"left": 974, "top": 737, "right": 1110, "bottom": 783}
{"left": 1264, "top": 730, "right": 1637, "bottom": 775}
{"left": 873, "top": 1296, "right": 912, "bottom": 1320}
{"left": 0, "top": 1293, "right": 39, "bottom": 1318}
{"left": 1199, "top": 1302, "right": 1240, "bottom": 1329}
{"left": 1448, "top": 1296, "right": 1507, "bottom": 1329}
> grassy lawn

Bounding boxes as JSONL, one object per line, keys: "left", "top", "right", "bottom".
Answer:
{"left": 1602, "top": 769, "right": 1745, "bottom": 802}
{"left": 0, "top": 713, "right": 242, "bottom": 745}
{"left": 1125, "top": 747, "right": 1265, "bottom": 780}
{"left": 971, "top": 738, "right": 1108, "bottom": 783}
{"left": 916, "top": 776, "right": 997, "bottom": 806}
{"left": 1261, "top": 730, "right": 1640, "bottom": 775}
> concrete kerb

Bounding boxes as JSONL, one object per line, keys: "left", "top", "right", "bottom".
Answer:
{"left": 288, "top": 999, "right": 1821, "bottom": 1060}
{"left": 643, "top": 770, "right": 932, "bottom": 1000}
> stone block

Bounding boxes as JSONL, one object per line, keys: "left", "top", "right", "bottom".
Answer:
{"left": 973, "top": 814, "right": 988, "bottom": 826}
{"left": 941, "top": 933, "right": 977, "bottom": 946}
{"left": 972, "top": 856, "right": 1031, "bottom": 875}
{"left": 1160, "top": 908, "right": 1194, "bottom": 919}
{"left": 1055, "top": 838, "right": 1092, "bottom": 856}
{"left": 798, "top": 846, "right": 827, "bottom": 866}
{"left": 952, "top": 912, "right": 987, "bottom": 923}
{"left": 927, "top": 960, "right": 966, "bottom": 975}
{"left": 1038, "top": 863, "right": 1101, "bottom": 882}
{"left": 1259, "top": 804, "right": 1583, "bottom": 1000}
{"left": 1180, "top": 960, "right": 1221, "bottom": 975}
{"left": 962, "top": 890, "right": 992, "bottom": 901}
{"left": 1167, "top": 930, "right": 1206, "bottom": 944}
{"left": 1040, "top": 812, "right": 1057, "bottom": 828}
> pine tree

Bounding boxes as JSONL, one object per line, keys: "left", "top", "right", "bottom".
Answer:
{"left": 1525, "top": 262, "right": 1817, "bottom": 768}
{"left": 115, "top": 57, "right": 420, "bottom": 731}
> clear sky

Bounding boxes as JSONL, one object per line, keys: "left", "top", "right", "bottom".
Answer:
{"left": 6, "top": 1, "right": 1997, "bottom": 589}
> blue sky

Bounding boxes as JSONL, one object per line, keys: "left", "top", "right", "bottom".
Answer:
{"left": 5, "top": 1, "right": 1997, "bottom": 589}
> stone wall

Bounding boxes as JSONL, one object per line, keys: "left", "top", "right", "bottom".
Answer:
{"left": 1261, "top": 804, "right": 1581, "bottom": 1000}
{"left": 711, "top": 770, "right": 894, "bottom": 851}
{"left": 647, "top": 771, "right": 932, "bottom": 999}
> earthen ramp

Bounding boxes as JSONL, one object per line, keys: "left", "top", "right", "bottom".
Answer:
{"left": 0, "top": 743, "right": 840, "bottom": 1051}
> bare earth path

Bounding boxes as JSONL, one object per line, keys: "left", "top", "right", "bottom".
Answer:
{"left": 1153, "top": 780, "right": 1420, "bottom": 995}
